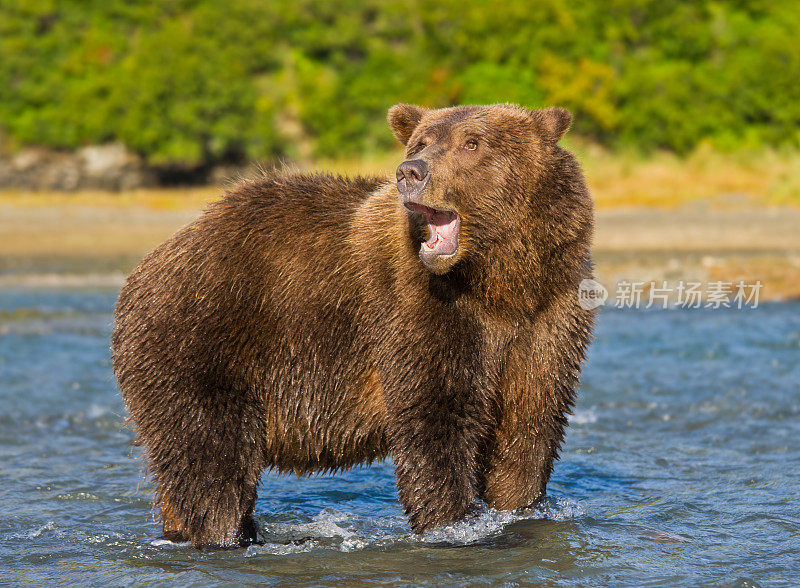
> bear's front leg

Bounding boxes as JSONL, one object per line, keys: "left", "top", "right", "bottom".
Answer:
{"left": 482, "top": 296, "right": 594, "bottom": 510}
{"left": 383, "top": 360, "right": 496, "bottom": 533}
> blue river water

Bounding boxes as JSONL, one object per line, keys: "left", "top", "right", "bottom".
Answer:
{"left": 0, "top": 283, "right": 798, "bottom": 586}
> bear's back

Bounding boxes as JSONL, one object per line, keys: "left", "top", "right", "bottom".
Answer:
{"left": 114, "top": 173, "right": 390, "bottom": 368}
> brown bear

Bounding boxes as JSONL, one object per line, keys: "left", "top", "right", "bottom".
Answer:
{"left": 111, "top": 103, "right": 595, "bottom": 548}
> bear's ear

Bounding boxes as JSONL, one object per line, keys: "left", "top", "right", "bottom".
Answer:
{"left": 388, "top": 103, "right": 428, "bottom": 145}
{"left": 528, "top": 107, "right": 573, "bottom": 143}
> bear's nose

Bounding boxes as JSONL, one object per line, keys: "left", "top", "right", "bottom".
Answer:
{"left": 396, "top": 159, "right": 429, "bottom": 198}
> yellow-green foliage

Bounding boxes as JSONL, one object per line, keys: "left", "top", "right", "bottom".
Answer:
{"left": 1, "top": 0, "right": 798, "bottom": 164}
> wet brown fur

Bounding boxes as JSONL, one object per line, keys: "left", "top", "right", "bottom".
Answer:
{"left": 111, "top": 103, "right": 595, "bottom": 548}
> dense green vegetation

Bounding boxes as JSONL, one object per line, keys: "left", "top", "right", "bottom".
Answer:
{"left": 1, "top": 0, "right": 798, "bottom": 165}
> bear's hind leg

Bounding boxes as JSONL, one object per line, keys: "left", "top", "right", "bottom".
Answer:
{"left": 136, "top": 379, "right": 265, "bottom": 548}
{"left": 156, "top": 476, "right": 259, "bottom": 548}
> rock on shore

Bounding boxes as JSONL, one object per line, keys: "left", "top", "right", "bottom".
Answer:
{"left": 0, "top": 144, "right": 156, "bottom": 191}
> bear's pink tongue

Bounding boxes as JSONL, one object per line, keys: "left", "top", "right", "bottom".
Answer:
{"left": 405, "top": 203, "right": 460, "bottom": 257}
{"left": 424, "top": 210, "right": 459, "bottom": 255}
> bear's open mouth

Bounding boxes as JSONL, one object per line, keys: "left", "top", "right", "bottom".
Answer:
{"left": 404, "top": 202, "right": 460, "bottom": 258}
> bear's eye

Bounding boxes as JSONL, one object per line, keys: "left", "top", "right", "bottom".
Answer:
{"left": 464, "top": 139, "right": 478, "bottom": 151}
{"left": 409, "top": 140, "right": 427, "bottom": 156}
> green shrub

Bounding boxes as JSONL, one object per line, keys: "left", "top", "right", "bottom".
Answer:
{"left": 0, "top": 0, "right": 798, "bottom": 164}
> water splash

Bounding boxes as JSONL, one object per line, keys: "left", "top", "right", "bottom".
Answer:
{"left": 569, "top": 408, "right": 599, "bottom": 425}
{"left": 419, "top": 498, "right": 585, "bottom": 545}
{"left": 246, "top": 507, "right": 407, "bottom": 556}
{"left": 243, "top": 498, "right": 584, "bottom": 556}
{"left": 4, "top": 521, "right": 62, "bottom": 541}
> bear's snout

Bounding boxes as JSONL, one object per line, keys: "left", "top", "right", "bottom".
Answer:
{"left": 396, "top": 159, "right": 429, "bottom": 198}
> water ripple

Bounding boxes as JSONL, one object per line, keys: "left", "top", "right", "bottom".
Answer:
{"left": 1, "top": 291, "right": 799, "bottom": 586}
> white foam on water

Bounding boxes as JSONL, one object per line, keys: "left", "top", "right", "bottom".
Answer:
{"left": 4, "top": 521, "right": 62, "bottom": 541}
{"left": 569, "top": 408, "right": 599, "bottom": 425}
{"left": 86, "top": 404, "right": 110, "bottom": 419}
{"left": 246, "top": 539, "right": 321, "bottom": 557}
{"left": 241, "top": 498, "right": 585, "bottom": 556}
{"left": 150, "top": 538, "right": 190, "bottom": 547}
{"left": 418, "top": 498, "right": 585, "bottom": 545}
{"left": 247, "top": 508, "right": 386, "bottom": 556}
{"left": 85, "top": 533, "right": 121, "bottom": 544}
{"left": 31, "top": 521, "right": 58, "bottom": 538}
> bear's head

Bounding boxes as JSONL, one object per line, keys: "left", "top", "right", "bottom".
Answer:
{"left": 388, "top": 103, "right": 574, "bottom": 275}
